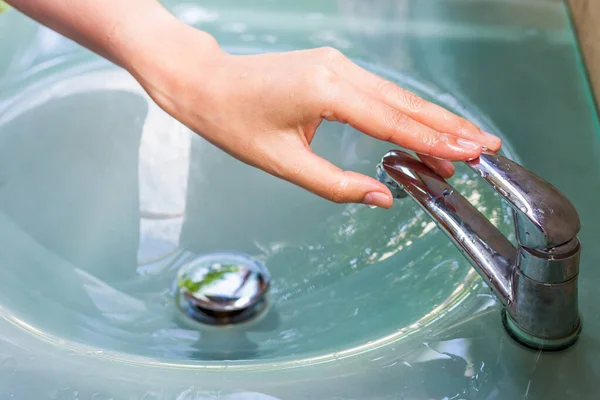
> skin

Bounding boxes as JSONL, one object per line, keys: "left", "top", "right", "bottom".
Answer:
{"left": 6, "top": 0, "right": 502, "bottom": 208}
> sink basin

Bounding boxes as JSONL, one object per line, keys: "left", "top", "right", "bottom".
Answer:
{"left": 1, "top": 1, "right": 600, "bottom": 399}
{"left": 0, "top": 47, "right": 515, "bottom": 365}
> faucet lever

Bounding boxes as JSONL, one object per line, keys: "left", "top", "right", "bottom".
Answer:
{"left": 466, "top": 152, "right": 580, "bottom": 250}
{"left": 377, "top": 149, "right": 582, "bottom": 351}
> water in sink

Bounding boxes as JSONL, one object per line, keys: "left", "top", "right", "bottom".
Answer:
{"left": 0, "top": 52, "right": 513, "bottom": 366}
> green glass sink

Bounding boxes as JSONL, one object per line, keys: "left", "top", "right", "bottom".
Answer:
{"left": 0, "top": 1, "right": 599, "bottom": 399}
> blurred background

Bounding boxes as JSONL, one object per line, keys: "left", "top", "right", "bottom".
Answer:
{"left": 568, "top": 0, "right": 600, "bottom": 111}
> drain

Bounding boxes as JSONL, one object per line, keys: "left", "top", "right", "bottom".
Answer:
{"left": 175, "top": 252, "right": 270, "bottom": 326}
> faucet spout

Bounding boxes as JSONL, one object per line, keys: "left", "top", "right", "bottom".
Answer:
{"left": 380, "top": 151, "right": 516, "bottom": 303}
{"left": 378, "top": 149, "right": 582, "bottom": 351}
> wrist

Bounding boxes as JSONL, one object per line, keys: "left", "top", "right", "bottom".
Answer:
{"left": 109, "top": 4, "right": 223, "bottom": 88}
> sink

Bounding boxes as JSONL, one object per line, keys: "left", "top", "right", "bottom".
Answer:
{"left": 1, "top": 1, "right": 600, "bottom": 399}
{"left": 0, "top": 46, "right": 515, "bottom": 365}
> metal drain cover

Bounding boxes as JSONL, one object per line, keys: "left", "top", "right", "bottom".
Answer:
{"left": 176, "top": 252, "right": 270, "bottom": 325}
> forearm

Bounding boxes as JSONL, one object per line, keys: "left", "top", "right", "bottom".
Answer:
{"left": 5, "top": 0, "right": 220, "bottom": 76}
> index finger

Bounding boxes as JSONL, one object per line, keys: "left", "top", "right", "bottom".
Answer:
{"left": 330, "top": 56, "right": 502, "bottom": 152}
{"left": 320, "top": 79, "right": 483, "bottom": 161}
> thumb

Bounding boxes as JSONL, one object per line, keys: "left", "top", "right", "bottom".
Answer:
{"left": 276, "top": 147, "right": 393, "bottom": 208}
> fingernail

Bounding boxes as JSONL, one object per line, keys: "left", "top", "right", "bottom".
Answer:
{"left": 440, "top": 165, "right": 455, "bottom": 178}
{"left": 363, "top": 192, "right": 391, "bottom": 208}
{"left": 456, "top": 139, "right": 481, "bottom": 150}
{"left": 482, "top": 131, "right": 500, "bottom": 140}
{"left": 482, "top": 131, "right": 502, "bottom": 148}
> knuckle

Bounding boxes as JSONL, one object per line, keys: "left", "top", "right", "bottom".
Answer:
{"left": 384, "top": 109, "right": 410, "bottom": 134}
{"left": 455, "top": 117, "right": 477, "bottom": 134}
{"left": 305, "top": 66, "right": 340, "bottom": 111}
{"left": 422, "top": 134, "right": 442, "bottom": 155}
{"left": 376, "top": 79, "right": 399, "bottom": 99}
{"left": 377, "top": 80, "right": 427, "bottom": 113}
{"left": 402, "top": 90, "right": 427, "bottom": 112}
{"left": 317, "top": 46, "right": 343, "bottom": 64}
{"left": 309, "top": 65, "right": 339, "bottom": 87}
{"left": 328, "top": 176, "right": 350, "bottom": 204}
{"left": 423, "top": 137, "right": 436, "bottom": 155}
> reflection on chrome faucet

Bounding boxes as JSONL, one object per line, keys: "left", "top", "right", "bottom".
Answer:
{"left": 378, "top": 150, "right": 581, "bottom": 351}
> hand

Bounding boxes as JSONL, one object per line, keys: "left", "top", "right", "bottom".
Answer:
{"left": 7, "top": 0, "right": 501, "bottom": 209}
{"left": 136, "top": 36, "right": 501, "bottom": 208}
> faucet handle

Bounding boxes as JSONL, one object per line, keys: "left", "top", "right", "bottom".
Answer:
{"left": 466, "top": 152, "right": 580, "bottom": 250}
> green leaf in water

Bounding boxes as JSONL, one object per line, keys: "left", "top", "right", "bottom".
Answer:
{"left": 178, "top": 264, "right": 241, "bottom": 293}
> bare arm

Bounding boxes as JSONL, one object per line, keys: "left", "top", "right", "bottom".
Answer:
{"left": 5, "top": 0, "right": 501, "bottom": 208}
{"left": 5, "top": 0, "right": 217, "bottom": 73}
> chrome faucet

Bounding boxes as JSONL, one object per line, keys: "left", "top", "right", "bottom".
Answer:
{"left": 377, "top": 150, "right": 581, "bottom": 351}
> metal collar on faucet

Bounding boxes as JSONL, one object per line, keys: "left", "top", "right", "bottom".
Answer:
{"left": 377, "top": 149, "right": 582, "bottom": 351}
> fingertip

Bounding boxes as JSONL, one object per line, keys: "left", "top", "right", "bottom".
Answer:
{"left": 452, "top": 139, "right": 483, "bottom": 161}
{"left": 417, "top": 154, "right": 455, "bottom": 178}
{"left": 438, "top": 163, "right": 455, "bottom": 178}
{"left": 362, "top": 176, "right": 394, "bottom": 208}
{"left": 481, "top": 131, "right": 502, "bottom": 152}
{"left": 363, "top": 191, "right": 393, "bottom": 209}
{"left": 376, "top": 182, "right": 394, "bottom": 198}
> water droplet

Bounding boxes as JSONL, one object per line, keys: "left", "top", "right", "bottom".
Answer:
{"left": 481, "top": 171, "right": 489, "bottom": 178}
{"left": 368, "top": 205, "right": 378, "bottom": 209}
{"left": 402, "top": 361, "right": 413, "bottom": 368}
{"left": 442, "top": 188, "right": 453, "bottom": 197}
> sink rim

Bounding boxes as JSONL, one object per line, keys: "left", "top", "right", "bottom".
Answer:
{"left": 0, "top": 269, "right": 485, "bottom": 371}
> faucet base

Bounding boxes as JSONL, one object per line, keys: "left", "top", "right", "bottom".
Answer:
{"left": 502, "top": 309, "right": 582, "bottom": 351}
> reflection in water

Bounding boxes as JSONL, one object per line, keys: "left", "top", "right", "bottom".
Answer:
{"left": 180, "top": 306, "right": 281, "bottom": 361}
{"left": 75, "top": 269, "right": 146, "bottom": 322}
{"left": 0, "top": 89, "right": 144, "bottom": 281}
{"left": 137, "top": 100, "right": 191, "bottom": 266}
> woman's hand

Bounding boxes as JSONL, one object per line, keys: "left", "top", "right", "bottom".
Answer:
{"left": 7, "top": 0, "right": 501, "bottom": 208}
{"left": 135, "top": 35, "right": 501, "bottom": 208}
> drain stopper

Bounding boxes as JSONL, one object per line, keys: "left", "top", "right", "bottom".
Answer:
{"left": 176, "top": 252, "right": 270, "bottom": 325}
